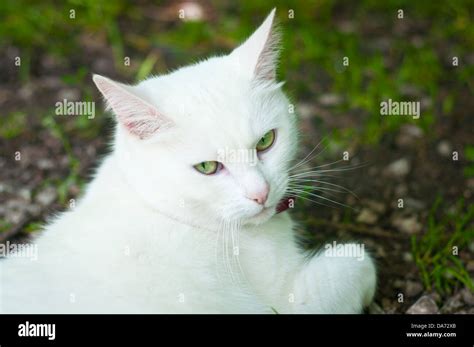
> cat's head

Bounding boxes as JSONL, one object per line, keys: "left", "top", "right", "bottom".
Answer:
{"left": 93, "top": 9, "right": 298, "bottom": 228}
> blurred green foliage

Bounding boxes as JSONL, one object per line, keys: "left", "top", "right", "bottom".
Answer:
{"left": 1, "top": 0, "right": 472, "bottom": 144}
{"left": 412, "top": 197, "right": 474, "bottom": 295}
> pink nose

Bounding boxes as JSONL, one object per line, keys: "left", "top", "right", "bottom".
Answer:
{"left": 246, "top": 185, "right": 269, "bottom": 205}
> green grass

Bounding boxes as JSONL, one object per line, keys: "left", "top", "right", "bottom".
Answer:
{"left": 1, "top": 1, "right": 472, "bottom": 147}
{"left": 411, "top": 197, "right": 474, "bottom": 296}
{"left": 0, "top": 219, "right": 13, "bottom": 234}
{"left": 464, "top": 145, "right": 474, "bottom": 178}
{"left": 41, "top": 111, "right": 82, "bottom": 204}
{"left": 0, "top": 111, "right": 27, "bottom": 139}
{"left": 24, "top": 222, "right": 43, "bottom": 233}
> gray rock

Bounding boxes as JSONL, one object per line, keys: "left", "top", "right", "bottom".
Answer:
{"left": 5, "top": 209, "right": 26, "bottom": 225}
{"left": 37, "top": 158, "right": 55, "bottom": 170}
{"left": 405, "top": 281, "right": 424, "bottom": 298}
{"left": 296, "top": 102, "right": 314, "bottom": 119}
{"left": 404, "top": 198, "right": 426, "bottom": 211}
{"left": 57, "top": 88, "right": 80, "bottom": 102}
{"left": 366, "top": 200, "right": 386, "bottom": 214}
{"left": 356, "top": 208, "right": 378, "bottom": 225}
{"left": 396, "top": 125, "right": 423, "bottom": 147}
{"left": 406, "top": 295, "right": 439, "bottom": 314}
{"left": 385, "top": 158, "right": 411, "bottom": 178}
{"left": 18, "top": 188, "right": 32, "bottom": 202}
{"left": 437, "top": 140, "right": 452, "bottom": 157}
{"left": 440, "top": 293, "right": 464, "bottom": 313}
{"left": 35, "top": 186, "right": 57, "bottom": 207}
{"left": 393, "top": 279, "right": 405, "bottom": 288}
{"left": 318, "top": 93, "right": 343, "bottom": 107}
{"left": 392, "top": 215, "right": 422, "bottom": 234}
{"left": 395, "top": 184, "right": 408, "bottom": 197}
{"left": 461, "top": 288, "right": 474, "bottom": 306}
{"left": 402, "top": 252, "right": 414, "bottom": 263}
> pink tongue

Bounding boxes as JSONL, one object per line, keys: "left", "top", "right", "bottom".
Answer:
{"left": 276, "top": 197, "right": 296, "bottom": 214}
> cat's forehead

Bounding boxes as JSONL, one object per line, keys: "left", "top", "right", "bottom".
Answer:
{"left": 140, "top": 58, "right": 281, "bottom": 144}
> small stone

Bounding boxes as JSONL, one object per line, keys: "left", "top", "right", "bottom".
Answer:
{"left": 404, "top": 198, "right": 426, "bottom": 211}
{"left": 381, "top": 298, "right": 394, "bottom": 311}
{"left": 37, "top": 158, "right": 55, "bottom": 170}
{"left": 318, "top": 93, "right": 342, "bottom": 107}
{"left": 18, "top": 188, "right": 32, "bottom": 202}
{"left": 405, "top": 281, "right": 424, "bottom": 298}
{"left": 403, "top": 252, "right": 414, "bottom": 263}
{"left": 385, "top": 158, "right": 411, "bottom": 178}
{"left": 376, "top": 246, "right": 387, "bottom": 258}
{"left": 406, "top": 295, "right": 439, "bottom": 314}
{"left": 18, "top": 83, "right": 34, "bottom": 100}
{"left": 461, "top": 288, "right": 474, "bottom": 306}
{"left": 393, "top": 279, "right": 404, "bottom": 288}
{"left": 5, "top": 209, "right": 26, "bottom": 225}
{"left": 356, "top": 208, "right": 378, "bottom": 225}
{"left": 427, "top": 292, "right": 441, "bottom": 304}
{"left": 296, "top": 102, "right": 314, "bottom": 119}
{"left": 396, "top": 125, "right": 423, "bottom": 147}
{"left": 395, "top": 184, "right": 408, "bottom": 197}
{"left": 366, "top": 200, "right": 386, "bottom": 214}
{"left": 35, "top": 186, "right": 57, "bottom": 207}
{"left": 57, "top": 88, "right": 80, "bottom": 102}
{"left": 437, "top": 140, "right": 452, "bottom": 157}
{"left": 26, "top": 204, "right": 42, "bottom": 217}
{"left": 467, "top": 261, "right": 474, "bottom": 272}
{"left": 440, "top": 293, "right": 464, "bottom": 313}
{"left": 180, "top": 1, "right": 205, "bottom": 22}
{"left": 392, "top": 215, "right": 422, "bottom": 234}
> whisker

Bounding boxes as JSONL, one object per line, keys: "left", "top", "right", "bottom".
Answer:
{"left": 289, "top": 163, "right": 368, "bottom": 177}
{"left": 284, "top": 192, "right": 338, "bottom": 209}
{"left": 286, "top": 187, "right": 344, "bottom": 203}
{"left": 287, "top": 184, "right": 347, "bottom": 196}
{"left": 286, "top": 187, "right": 354, "bottom": 210}
{"left": 288, "top": 136, "right": 328, "bottom": 172}
{"left": 288, "top": 179, "right": 359, "bottom": 199}
{"left": 291, "top": 157, "right": 347, "bottom": 174}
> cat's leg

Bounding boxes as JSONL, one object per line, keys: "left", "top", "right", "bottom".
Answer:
{"left": 290, "top": 244, "right": 376, "bottom": 313}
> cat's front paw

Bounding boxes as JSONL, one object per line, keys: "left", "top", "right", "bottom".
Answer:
{"left": 293, "top": 243, "right": 377, "bottom": 313}
{"left": 359, "top": 252, "right": 377, "bottom": 308}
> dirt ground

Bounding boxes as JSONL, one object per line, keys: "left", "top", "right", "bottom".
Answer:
{"left": 0, "top": 2, "right": 473, "bottom": 314}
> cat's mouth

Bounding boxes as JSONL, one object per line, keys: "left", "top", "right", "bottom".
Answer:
{"left": 248, "top": 196, "right": 296, "bottom": 225}
{"left": 276, "top": 196, "right": 296, "bottom": 214}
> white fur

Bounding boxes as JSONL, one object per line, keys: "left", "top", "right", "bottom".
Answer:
{"left": 0, "top": 9, "right": 376, "bottom": 313}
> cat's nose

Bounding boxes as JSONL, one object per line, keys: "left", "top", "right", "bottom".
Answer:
{"left": 246, "top": 184, "right": 269, "bottom": 205}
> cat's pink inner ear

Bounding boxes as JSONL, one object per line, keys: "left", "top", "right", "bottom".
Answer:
{"left": 231, "top": 8, "right": 281, "bottom": 81}
{"left": 92, "top": 74, "right": 172, "bottom": 139}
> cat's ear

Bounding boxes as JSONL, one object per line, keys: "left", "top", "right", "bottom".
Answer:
{"left": 230, "top": 8, "right": 280, "bottom": 81}
{"left": 92, "top": 74, "right": 173, "bottom": 139}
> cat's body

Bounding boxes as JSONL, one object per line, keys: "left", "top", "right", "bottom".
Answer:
{"left": 1, "top": 9, "right": 376, "bottom": 313}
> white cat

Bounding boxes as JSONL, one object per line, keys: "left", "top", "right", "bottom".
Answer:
{"left": 0, "top": 9, "right": 376, "bottom": 313}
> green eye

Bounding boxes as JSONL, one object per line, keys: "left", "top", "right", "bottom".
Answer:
{"left": 256, "top": 129, "right": 276, "bottom": 152}
{"left": 194, "top": 161, "right": 221, "bottom": 175}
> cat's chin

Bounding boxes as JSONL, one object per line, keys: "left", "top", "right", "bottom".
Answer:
{"left": 243, "top": 206, "right": 276, "bottom": 226}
